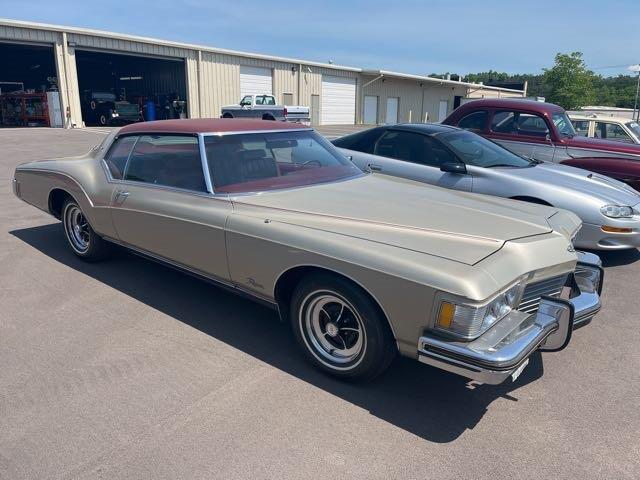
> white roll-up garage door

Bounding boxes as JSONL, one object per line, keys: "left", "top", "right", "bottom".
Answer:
{"left": 240, "top": 66, "right": 273, "bottom": 97}
{"left": 321, "top": 75, "right": 356, "bottom": 125}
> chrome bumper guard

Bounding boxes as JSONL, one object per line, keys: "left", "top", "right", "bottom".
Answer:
{"left": 570, "top": 251, "right": 603, "bottom": 329}
{"left": 417, "top": 252, "right": 604, "bottom": 385}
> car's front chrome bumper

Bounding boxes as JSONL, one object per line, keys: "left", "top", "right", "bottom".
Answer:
{"left": 575, "top": 222, "right": 640, "bottom": 250}
{"left": 417, "top": 252, "right": 603, "bottom": 385}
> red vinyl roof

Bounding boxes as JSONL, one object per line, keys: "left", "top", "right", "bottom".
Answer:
{"left": 118, "top": 118, "right": 309, "bottom": 135}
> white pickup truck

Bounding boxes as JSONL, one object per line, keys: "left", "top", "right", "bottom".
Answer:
{"left": 221, "top": 94, "right": 310, "bottom": 124}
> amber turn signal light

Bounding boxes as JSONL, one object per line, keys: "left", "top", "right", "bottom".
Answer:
{"left": 601, "top": 226, "right": 633, "bottom": 233}
{"left": 437, "top": 302, "right": 455, "bottom": 328}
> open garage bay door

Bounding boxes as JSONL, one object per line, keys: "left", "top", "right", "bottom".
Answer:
{"left": 321, "top": 75, "right": 356, "bottom": 125}
{"left": 0, "top": 42, "right": 62, "bottom": 127}
{"left": 75, "top": 50, "right": 187, "bottom": 126}
{"left": 240, "top": 66, "right": 273, "bottom": 97}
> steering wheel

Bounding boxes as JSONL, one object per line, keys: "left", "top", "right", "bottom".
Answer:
{"left": 302, "top": 160, "right": 322, "bottom": 167}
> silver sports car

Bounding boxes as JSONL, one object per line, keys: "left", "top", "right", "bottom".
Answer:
{"left": 333, "top": 124, "right": 640, "bottom": 250}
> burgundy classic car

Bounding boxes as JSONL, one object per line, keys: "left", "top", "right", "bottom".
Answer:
{"left": 443, "top": 99, "right": 640, "bottom": 164}
{"left": 561, "top": 157, "right": 640, "bottom": 191}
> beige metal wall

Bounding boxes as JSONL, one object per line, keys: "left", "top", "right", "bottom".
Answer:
{"left": 197, "top": 52, "right": 359, "bottom": 120}
{"left": 0, "top": 21, "right": 524, "bottom": 127}
{"left": 465, "top": 86, "right": 524, "bottom": 100}
{"left": 361, "top": 76, "right": 471, "bottom": 124}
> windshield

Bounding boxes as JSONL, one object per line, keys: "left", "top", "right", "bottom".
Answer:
{"left": 552, "top": 112, "right": 577, "bottom": 137}
{"left": 204, "top": 130, "right": 362, "bottom": 193}
{"left": 439, "top": 130, "right": 532, "bottom": 168}
{"left": 626, "top": 122, "right": 640, "bottom": 141}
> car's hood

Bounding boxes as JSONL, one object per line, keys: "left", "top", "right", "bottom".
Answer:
{"left": 231, "top": 175, "right": 572, "bottom": 265}
{"left": 565, "top": 135, "right": 640, "bottom": 156}
{"left": 510, "top": 162, "right": 640, "bottom": 205}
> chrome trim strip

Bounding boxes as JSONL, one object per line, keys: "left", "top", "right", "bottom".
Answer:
{"left": 198, "top": 133, "right": 214, "bottom": 194}
{"left": 201, "top": 128, "right": 314, "bottom": 137}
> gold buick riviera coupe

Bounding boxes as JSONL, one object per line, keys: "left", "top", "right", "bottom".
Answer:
{"left": 12, "top": 119, "right": 604, "bottom": 384}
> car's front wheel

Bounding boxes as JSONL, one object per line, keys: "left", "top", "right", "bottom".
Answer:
{"left": 62, "top": 199, "right": 111, "bottom": 261}
{"left": 290, "top": 274, "right": 396, "bottom": 380}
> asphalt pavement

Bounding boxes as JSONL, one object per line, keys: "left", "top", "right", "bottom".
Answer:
{"left": 1, "top": 126, "right": 639, "bottom": 479}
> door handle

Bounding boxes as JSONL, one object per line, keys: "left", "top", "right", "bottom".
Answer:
{"left": 368, "top": 164, "right": 382, "bottom": 172}
{"left": 115, "top": 190, "right": 129, "bottom": 200}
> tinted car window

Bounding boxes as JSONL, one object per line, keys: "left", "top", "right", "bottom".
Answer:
{"left": 440, "top": 130, "right": 531, "bottom": 168}
{"left": 458, "top": 110, "right": 488, "bottom": 131}
{"left": 124, "top": 135, "right": 206, "bottom": 192}
{"left": 374, "top": 130, "right": 456, "bottom": 167}
{"left": 204, "top": 130, "right": 361, "bottom": 193}
{"left": 331, "top": 127, "right": 385, "bottom": 154}
{"left": 104, "top": 136, "right": 137, "bottom": 179}
{"left": 375, "top": 130, "right": 425, "bottom": 163}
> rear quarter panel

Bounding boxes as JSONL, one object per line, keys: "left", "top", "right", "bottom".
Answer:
{"left": 14, "top": 156, "right": 115, "bottom": 237}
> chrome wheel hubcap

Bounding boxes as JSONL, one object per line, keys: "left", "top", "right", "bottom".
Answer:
{"left": 65, "top": 205, "right": 90, "bottom": 253}
{"left": 303, "top": 293, "right": 365, "bottom": 365}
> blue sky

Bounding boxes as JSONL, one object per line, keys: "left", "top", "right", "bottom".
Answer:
{"left": 2, "top": 0, "right": 639, "bottom": 76}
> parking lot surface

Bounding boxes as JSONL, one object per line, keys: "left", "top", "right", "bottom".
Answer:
{"left": 1, "top": 127, "right": 639, "bottom": 480}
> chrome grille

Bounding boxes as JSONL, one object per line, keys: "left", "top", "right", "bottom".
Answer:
{"left": 518, "top": 274, "right": 568, "bottom": 314}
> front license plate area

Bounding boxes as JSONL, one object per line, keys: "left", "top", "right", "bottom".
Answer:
{"left": 511, "top": 358, "right": 529, "bottom": 382}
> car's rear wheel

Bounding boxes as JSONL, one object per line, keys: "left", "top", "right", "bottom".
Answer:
{"left": 62, "top": 199, "right": 111, "bottom": 261}
{"left": 290, "top": 274, "right": 396, "bottom": 380}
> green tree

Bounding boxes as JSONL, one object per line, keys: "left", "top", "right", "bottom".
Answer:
{"left": 542, "top": 52, "right": 595, "bottom": 109}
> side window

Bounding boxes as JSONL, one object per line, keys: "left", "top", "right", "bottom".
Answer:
{"left": 517, "top": 113, "right": 549, "bottom": 136}
{"left": 572, "top": 120, "right": 590, "bottom": 137}
{"left": 491, "top": 110, "right": 549, "bottom": 137}
{"left": 596, "top": 122, "right": 633, "bottom": 142}
{"left": 104, "top": 136, "right": 137, "bottom": 179}
{"left": 124, "top": 135, "right": 206, "bottom": 192}
{"left": 374, "top": 130, "right": 455, "bottom": 167}
{"left": 255, "top": 96, "right": 265, "bottom": 105}
{"left": 491, "top": 110, "right": 518, "bottom": 134}
{"left": 240, "top": 96, "right": 252, "bottom": 106}
{"left": 332, "top": 127, "right": 385, "bottom": 154}
{"left": 265, "top": 96, "right": 276, "bottom": 105}
{"left": 458, "top": 110, "right": 488, "bottom": 131}
{"left": 422, "top": 136, "right": 457, "bottom": 167}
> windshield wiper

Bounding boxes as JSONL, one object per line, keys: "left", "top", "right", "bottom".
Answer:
{"left": 486, "top": 163, "right": 520, "bottom": 168}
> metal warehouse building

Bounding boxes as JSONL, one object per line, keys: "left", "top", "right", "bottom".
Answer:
{"left": 0, "top": 18, "right": 525, "bottom": 128}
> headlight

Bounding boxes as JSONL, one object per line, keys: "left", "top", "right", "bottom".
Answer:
{"left": 600, "top": 205, "right": 634, "bottom": 218}
{"left": 434, "top": 279, "right": 526, "bottom": 339}
{"left": 574, "top": 263, "right": 603, "bottom": 295}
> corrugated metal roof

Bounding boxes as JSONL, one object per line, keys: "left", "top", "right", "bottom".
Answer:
{"left": 0, "top": 17, "right": 523, "bottom": 94}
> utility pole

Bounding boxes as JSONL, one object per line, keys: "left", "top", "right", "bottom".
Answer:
{"left": 629, "top": 65, "right": 640, "bottom": 121}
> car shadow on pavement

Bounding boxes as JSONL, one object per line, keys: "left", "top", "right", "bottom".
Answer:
{"left": 594, "top": 248, "right": 640, "bottom": 267}
{"left": 11, "top": 223, "right": 546, "bottom": 444}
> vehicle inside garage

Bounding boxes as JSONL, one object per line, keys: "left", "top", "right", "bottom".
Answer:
{"left": 0, "top": 42, "right": 62, "bottom": 127}
{"left": 75, "top": 50, "right": 188, "bottom": 126}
